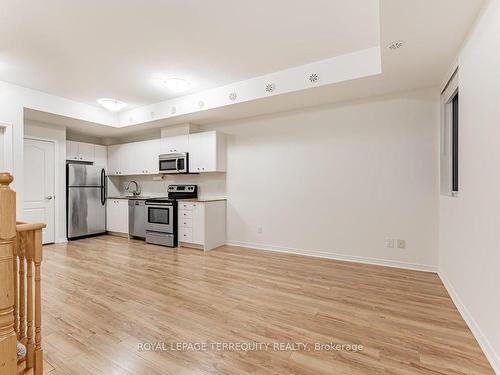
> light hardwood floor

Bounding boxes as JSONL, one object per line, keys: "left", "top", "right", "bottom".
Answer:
{"left": 36, "top": 235, "right": 493, "bottom": 375}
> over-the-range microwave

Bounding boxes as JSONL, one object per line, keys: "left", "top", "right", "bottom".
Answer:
{"left": 159, "top": 152, "right": 189, "bottom": 174}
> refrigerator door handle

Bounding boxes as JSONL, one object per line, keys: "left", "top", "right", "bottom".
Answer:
{"left": 100, "top": 168, "right": 106, "bottom": 205}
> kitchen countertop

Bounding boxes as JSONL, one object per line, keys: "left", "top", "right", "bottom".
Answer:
{"left": 177, "top": 198, "right": 227, "bottom": 203}
{"left": 107, "top": 196, "right": 227, "bottom": 202}
{"left": 107, "top": 195, "right": 166, "bottom": 200}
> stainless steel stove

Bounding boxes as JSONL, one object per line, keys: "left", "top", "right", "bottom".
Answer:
{"left": 144, "top": 185, "right": 197, "bottom": 247}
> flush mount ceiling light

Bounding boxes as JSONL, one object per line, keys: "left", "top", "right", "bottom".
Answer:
{"left": 162, "top": 78, "right": 192, "bottom": 93}
{"left": 387, "top": 40, "right": 405, "bottom": 50}
{"left": 97, "top": 98, "right": 127, "bottom": 112}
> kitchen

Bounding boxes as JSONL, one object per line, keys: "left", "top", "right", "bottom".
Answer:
{"left": 66, "top": 129, "right": 227, "bottom": 250}
{"left": 3, "top": 1, "right": 499, "bottom": 373}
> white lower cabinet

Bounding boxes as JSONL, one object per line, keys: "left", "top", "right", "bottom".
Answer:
{"left": 177, "top": 200, "right": 226, "bottom": 251}
{"left": 106, "top": 199, "right": 129, "bottom": 234}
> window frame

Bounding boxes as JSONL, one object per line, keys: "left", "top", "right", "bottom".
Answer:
{"left": 440, "top": 69, "right": 459, "bottom": 197}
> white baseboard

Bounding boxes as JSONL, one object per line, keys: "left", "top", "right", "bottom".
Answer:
{"left": 225, "top": 240, "right": 438, "bottom": 273}
{"left": 439, "top": 271, "right": 500, "bottom": 374}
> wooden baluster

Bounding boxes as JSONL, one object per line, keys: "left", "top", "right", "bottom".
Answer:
{"left": 18, "top": 232, "right": 26, "bottom": 345}
{"left": 12, "top": 237, "right": 18, "bottom": 338}
{"left": 33, "top": 228, "right": 43, "bottom": 375}
{"left": 25, "top": 231, "right": 34, "bottom": 369}
{"left": 0, "top": 173, "right": 17, "bottom": 375}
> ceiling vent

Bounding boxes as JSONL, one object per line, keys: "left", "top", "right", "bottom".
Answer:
{"left": 265, "top": 83, "right": 276, "bottom": 93}
{"left": 387, "top": 40, "right": 405, "bottom": 50}
{"left": 309, "top": 73, "right": 319, "bottom": 83}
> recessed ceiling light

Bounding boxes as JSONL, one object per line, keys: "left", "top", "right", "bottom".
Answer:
{"left": 387, "top": 40, "right": 405, "bottom": 50}
{"left": 162, "top": 78, "right": 192, "bottom": 93}
{"left": 97, "top": 98, "right": 127, "bottom": 112}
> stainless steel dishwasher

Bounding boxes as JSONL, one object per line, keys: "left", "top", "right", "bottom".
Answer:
{"left": 128, "top": 199, "right": 146, "bottom": 238}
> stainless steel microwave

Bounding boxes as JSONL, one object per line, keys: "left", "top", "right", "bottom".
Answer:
{"left": 159, "top": 153, "right": 188, "bottom": 174}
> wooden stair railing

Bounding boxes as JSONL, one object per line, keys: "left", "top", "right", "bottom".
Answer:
{"left": 0, "top": 173, "right": 45, "bottom": 375}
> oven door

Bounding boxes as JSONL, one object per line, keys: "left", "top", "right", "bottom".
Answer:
{"left": 145, "top": 204, "right": 174, "bottom": 233}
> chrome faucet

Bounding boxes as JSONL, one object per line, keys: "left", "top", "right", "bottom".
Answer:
{"left": 125, "top": 180, "right": 141, "bottom": 196}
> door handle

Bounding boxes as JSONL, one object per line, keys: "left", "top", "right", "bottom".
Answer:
{"left": 45, "top": 196, "right": 53, "bottom": 200}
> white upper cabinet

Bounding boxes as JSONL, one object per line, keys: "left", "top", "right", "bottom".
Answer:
{"left": 108, "top": 139, "right": 160, "bottom": 176}
{"left": 160, "top": 135, "right": 189, "bottom": 154}
{"left": 107, "top": 144, "right": 126, "bottom": 176}
{"left": 188, "top": 131, "right": 226, "bottom": 173}
{"left": 94, "top": 145, "right": 107, "bottom": 169}
{"left": 127, "top": 139, "right": 160, "bottom": 175}
{"left": 66, "top": 141, "right": 79, "bottom": 161}
{"left": 98, "top": 131, "right": 226, "bottom": 176}
{"left": 66, "top": 141, "right": 95, "bottom": 162}
{"left": 78, "top": 143, "right": 94, "bottom": 162}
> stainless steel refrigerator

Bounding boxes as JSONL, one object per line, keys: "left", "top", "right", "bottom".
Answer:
{"left": 67, "top": 164, "right": 106, "bottom": 239}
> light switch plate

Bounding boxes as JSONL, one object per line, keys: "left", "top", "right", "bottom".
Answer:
{"left": 397, "top": 239, "right": 406, "bottom": 249}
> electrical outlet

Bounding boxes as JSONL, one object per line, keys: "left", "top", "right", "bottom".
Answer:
{"left": 257, "top": 226, "right": 263, "bottom": 234}
{"left": 397, "top": 239, "right": 406, "bottom": 249}
{"left": 385, "top": 238, "right": 395, "bottom": 248}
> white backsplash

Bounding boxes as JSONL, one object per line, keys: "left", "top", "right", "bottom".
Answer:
{"left": 108, "top": 173, "right": 226, "bottom": 199}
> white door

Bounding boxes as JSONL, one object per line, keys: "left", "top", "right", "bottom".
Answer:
{"left": 23, "top": 138, "right": 55, "bottom": 244}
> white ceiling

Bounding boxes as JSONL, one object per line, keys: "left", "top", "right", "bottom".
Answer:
{"left": 0, "top": 0, "right": 379, "bottom": 109}
{"left": 14, "top": 0, "right": 487, "bottom": 139}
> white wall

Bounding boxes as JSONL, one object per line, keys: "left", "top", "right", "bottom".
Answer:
{"left": 24, "top": 120, "right": 67, "bottom": 243}
{"left": 0, "top": 126, "right": 4, "bottom": 170}
{"left": 0, "top": 121, "right": 13, "bottom": 173}
{"left": 0, "top": 80, "right": 114, "bottom": 216}
{"left": 439, "top": 0, "right": 500, "bottom": 372}
{"left": 202, "top": 89, "right": 440, "bottom": 270}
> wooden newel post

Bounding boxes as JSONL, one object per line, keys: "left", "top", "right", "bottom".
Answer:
{"left": 0, "top": 173, "right": 17, "bottom": 375}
